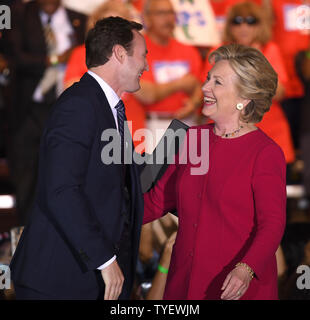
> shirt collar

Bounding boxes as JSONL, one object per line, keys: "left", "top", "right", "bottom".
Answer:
{"left": 87, "top": 70, "right": 120, "bottom": 108}
{"left": 39, "top": 6, "right": 66, "bottom": 25}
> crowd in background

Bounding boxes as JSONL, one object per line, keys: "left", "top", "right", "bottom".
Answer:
{"left": 0, "top": 0, "right": 310, "bottom": 300}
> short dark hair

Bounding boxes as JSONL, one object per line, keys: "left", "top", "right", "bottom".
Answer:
{"left": 85, "top": 16, "right": 143, "bottom": 68}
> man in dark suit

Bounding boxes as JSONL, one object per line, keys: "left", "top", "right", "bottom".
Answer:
{"left": 10, "top": 16, "right": 149, "bottom": 300}
{"left": 7, "top": 0, "right": 86, "bottom": 225}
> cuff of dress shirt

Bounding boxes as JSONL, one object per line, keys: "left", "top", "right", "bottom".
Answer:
{"left": 97, "top": 255, "right": 117, "bottom": 270}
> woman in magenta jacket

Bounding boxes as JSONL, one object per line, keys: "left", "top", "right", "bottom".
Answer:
{"left": 143, "top": 44, "right": 287, "bottom": 300}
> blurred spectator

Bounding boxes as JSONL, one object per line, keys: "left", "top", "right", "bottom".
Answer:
{"left": 136, "top": 223, "right": 160, "bottom": 290}
{"left": 0, "top": 0, "right": 14, "bottom": 159}
{"left": 276, "top": 245, "right": 288, "bottom": 280}
{"left": 131, "top": 0, "right": 145, "bottom": 12}
{"left": 64, "top": 0, "right": 145, "bottom": 148}
{"left": 296, "top": 42, "right": 310, "bottom": 211}
{"left": 280, "top": 223, "right": 310, "bottom": 299}
{"left": 136, "top": 214, "right": 178, "bottom": 298}
{"left": 62, "top": 0, "right": 143, "bottom": 22}
{"left": 209, "top": 0, "right": 263, "bottom": 40}
{"left": 131, "top": 1, "right": 220, "bottom": 61}
{"left": 269, "top": 0, "right": 310, "bottom": 150}
{"left": 146, "top": 231, "right": 177, "bottom": 300}
{"left": 203, "top": 1, "right": 295, "bottom": 165}
{"left": 276, "top": 244, "right": 289, "bottom": 296}
{"left": 0, "top": 54, "right": 9, "bottom": 158}
{"left": 135, "top": 1, "right": 202, "bottom": 275}
{"left": 64, "top": 1, "right": 134, "bottom": 89}
{"left": 135, "top": 0, "right": 203, "bottom": 154}
{"left": 62, "top": 0, "right": 106, "bottom": 15}
{"left": 6, "top": 0, "right": 86, "bottom": 225}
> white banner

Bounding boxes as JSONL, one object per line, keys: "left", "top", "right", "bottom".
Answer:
{"left": 171, "top": 0, "right": 220, "bottom": 46}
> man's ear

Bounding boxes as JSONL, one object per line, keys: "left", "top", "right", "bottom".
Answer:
{"left": 112, "top": 44, "right": 126, "bottom": 64}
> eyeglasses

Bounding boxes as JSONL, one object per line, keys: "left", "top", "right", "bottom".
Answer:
{"left": 231, "top": 16, "right": 259, "bottom": 25}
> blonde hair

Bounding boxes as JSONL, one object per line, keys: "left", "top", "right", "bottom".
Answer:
{"left": 87, "top": 0, "right": 133, "bottom": 31}
{"left": 223, "top": 1, "right": 271, "bottom": 45}
{"left": 209, "top": 43, "right": 278, "bottom": 123}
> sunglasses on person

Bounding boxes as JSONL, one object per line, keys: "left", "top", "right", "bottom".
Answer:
{"left": 231, "top": 16, "right": 259, "bottom": 25}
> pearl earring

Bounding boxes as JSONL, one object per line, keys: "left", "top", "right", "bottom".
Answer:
{"left": 236, "top": 103, "right": 244, "bottom": 111}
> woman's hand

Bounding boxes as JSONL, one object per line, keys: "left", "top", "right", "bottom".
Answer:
{"left": 220, "top": 264, "right": 253, "bottom": 300}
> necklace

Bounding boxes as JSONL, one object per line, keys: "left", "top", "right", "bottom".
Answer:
{"left": 214, "top": 125, "right": 244, "bottom": 138}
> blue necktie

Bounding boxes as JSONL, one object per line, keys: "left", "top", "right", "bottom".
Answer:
{"left": 115, "top": 99, "right": 127, "bottom": 164}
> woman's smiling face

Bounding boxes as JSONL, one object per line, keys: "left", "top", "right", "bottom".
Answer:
{"left": 202, "top": 59, "right": 243, "bottom": 122}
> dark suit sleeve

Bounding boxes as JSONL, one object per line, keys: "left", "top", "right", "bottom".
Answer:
{"left": 40, "top": 95, "right": 115, "bottom": 271}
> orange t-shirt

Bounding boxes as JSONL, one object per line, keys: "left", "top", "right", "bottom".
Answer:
{"left": 271, "top": 0, "right": 310, "bottom": 98}
{"left": 257, "top": 42, "right": 295, "bottom": 163}
{"left": 141, "top": 35, "right": 203, "bottom": 113}
{"left": 131, "top": 0, "right": 145, "bottom": 12}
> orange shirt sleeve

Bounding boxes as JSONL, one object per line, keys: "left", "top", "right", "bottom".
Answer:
{"left": 64, "top": 45, "right": 87, "bottom": 86}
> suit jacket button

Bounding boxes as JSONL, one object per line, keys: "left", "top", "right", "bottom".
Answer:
{"left": 79, "top": 250, "right": 90, "bottom": 262}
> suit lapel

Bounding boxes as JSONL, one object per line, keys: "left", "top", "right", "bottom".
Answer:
{"left": 79, "top": 73, "right": 142, "bottom": 210}
{"left": 79, "top": 73, "right": 117, "bottom": 130}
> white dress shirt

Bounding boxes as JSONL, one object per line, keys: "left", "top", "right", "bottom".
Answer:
{"left": 39, "top": 6, "right": 73, "bottom": 55}
{"left": 33, "top": 6, "right": 74, "bottom": 102}
{"left": 87, "top": 70, "right": 120, "bottom": 130}
{"left": 87, "top": 70, "right": 121, "bottom": 270}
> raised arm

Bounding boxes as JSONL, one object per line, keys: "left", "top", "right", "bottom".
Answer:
{"left": 135, "top": 73, "right": 200, "bottom": 105}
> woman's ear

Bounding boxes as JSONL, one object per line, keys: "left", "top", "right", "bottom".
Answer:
{"left": 240, "top": 99, "right": 251, "bottom": 114}
{"left": 112, "top": 44, "right": 126, "bottom": 64}
{"left": 243, "top": 99, "right": 251, "bottom": 109}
